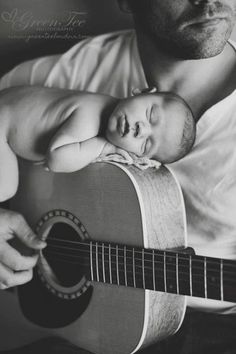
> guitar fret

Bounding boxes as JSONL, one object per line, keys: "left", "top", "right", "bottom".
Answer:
{"left": 178, "top": 252, "right": 191, "bottom": 296}
{"left": 133, "top": 248, "right": 136, "bottom": 288}
{"left": 109, "top": 244, "right": 112, "bottom": 284}
{"left": 165, "top": 252, "right": 177, "bottom": 293}
{"left": 206, "top": 257, "right": 221, "bottom": 300}
{"left": 176, "top": 253, "right": 179, "bottom": 295}
{"left": 164, "top": 251, "right": 167, "bottom": 292}
{"left": 189, "top": 255, "right": 193, "bottom": 296}
{"left": 220, "top": 259, "right": 224, "bottom": 301}
{"left": 222, "top": 259, "right": 236, "bottom": 302}
{"left": 152, "top": 250, "right": 156, "bottom": 291}
{"left": 95, "top": 242, "right": 99, "bottom": 282}
{"left": 58, "top": 239, "right": 235, "bottom": 302}
{"left": 90, "top": 241, "right": 94, "bottom": 281}
{"left": 102, "top": 243, "right": 106, "bottom": 283}
{"left": 192, "top": 256, "right": 205, "bottom": 298}
{"left": 142, "top": 249, "right": 145, "bottom": 289}
{"left": 124, "top": 246, "right": 127, "bottom": 286}
{"left": 116, "top": 245, "right": 120, "bottom": 286}
{"left": 83, "top": 241, "right": 236, "bottom": 303}
{"left": 204, "top": 257, "right": 207, "bottom": 298}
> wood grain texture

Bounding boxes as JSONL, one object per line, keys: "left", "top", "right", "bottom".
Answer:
{"left": 120, "top": 164, "right": 186, "bottom": 352}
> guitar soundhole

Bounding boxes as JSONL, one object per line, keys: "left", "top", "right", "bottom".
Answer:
{"left": 37, "top": 210, "right": 91, "bottom": 300}
{"left": 19, "top": 211, "right": 93, "bottom": 328}
{"left": 43, "top": 222, "right": 86, "bottom": 287}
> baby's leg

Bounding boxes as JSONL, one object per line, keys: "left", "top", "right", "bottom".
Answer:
{"left": 0, "top": 142, "right": 18, "bottom": 202}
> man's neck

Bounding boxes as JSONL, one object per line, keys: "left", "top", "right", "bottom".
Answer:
{"left": 136, "top": 31, "right": 236, "bottom": 120}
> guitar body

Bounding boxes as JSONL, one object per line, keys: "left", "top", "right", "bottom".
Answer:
{"left": 0, "top": 160, "right": 187, "bottom": 354}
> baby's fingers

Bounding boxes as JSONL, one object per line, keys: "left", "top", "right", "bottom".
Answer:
{"left": 115, "top": 148, "right": 133, "bottom": 163}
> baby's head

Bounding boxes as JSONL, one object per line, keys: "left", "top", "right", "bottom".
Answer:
{"left": 105, "top": 90, "right": 196, "bottom": 163}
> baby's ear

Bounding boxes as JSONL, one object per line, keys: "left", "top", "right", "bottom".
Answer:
{"left": 131, "top": 87, "right": 158, "bottom": 96}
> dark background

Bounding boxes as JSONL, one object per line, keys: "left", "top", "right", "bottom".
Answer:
{"left": 0, "top": 0, "right": 133, "bottom": 77}
{"left": 1, "top": 0, "right": 236, "bottom": 78}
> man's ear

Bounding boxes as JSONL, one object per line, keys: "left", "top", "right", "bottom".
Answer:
{"left": 117, "top": 0, "right": 133, "bottom": 13}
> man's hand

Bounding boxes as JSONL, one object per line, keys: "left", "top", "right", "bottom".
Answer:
{"left": 0, "top": 208, "right": 46, "bottom": 290}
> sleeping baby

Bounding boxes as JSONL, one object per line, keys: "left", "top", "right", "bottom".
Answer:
{"left": 0, "top": 85, "right": 196, "bottom": 201}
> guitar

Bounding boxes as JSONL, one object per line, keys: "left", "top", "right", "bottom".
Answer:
{"left": 0, "top": 160, "right": 235, "bottom": 354}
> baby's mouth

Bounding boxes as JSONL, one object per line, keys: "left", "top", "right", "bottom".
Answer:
{"left": 117, "top": 115, "right": 129, "bottom": 137}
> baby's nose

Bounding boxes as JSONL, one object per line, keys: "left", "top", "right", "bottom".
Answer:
{"left": 138, "top": 121, "right": 151, "bottom": 137}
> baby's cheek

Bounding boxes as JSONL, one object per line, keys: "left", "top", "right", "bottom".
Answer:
{"left": 120, "top": 139, "right": 141, "bottom": 155}
{"left": 105, "top": 130, "right": 123, "bottom": 149}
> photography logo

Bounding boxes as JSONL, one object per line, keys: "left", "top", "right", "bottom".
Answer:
{"left": 1, "top": 8, "right": 88, "bottom": 42}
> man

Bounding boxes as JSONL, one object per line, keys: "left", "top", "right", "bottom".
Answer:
{"left": 0, "top": 0, "right": 236, "bottom": 352}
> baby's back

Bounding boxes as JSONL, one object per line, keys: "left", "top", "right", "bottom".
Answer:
{"left": 1, "top": 86, "right": 81, "bottom": 161}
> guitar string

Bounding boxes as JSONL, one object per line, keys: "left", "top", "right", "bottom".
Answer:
{"left": 45, "top": 237, "right": 236, "bottom": 270}
{"left": 40, "top": 251, "right": 236, "bottom": 295}
{"left": 44, "top": 240, "right": 236, "bottom": 280}
{"left": 42, "top": 247, "right": 236, "bottom": 284}
{"left": 43, "top": 242, "right": 236, "bottom": 280}
{"left": 44, "top": 238, "right": 236, "bottom": 275}
{"left": 40, "top": 254, "right": 225, "bottom": 289}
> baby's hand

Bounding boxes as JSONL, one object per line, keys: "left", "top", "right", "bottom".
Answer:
{"left": 112, "top": 147, "right": 134, "bottom": 163}
{"left": 100, "top": 141, "right": 117, "bottom": 156}
{"left": 100, "top": 142, "right": 133, "bottom": 162}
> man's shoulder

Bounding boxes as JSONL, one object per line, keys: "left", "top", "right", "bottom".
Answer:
{"left": 22, "top": 28, "right": 139, "bottom": 93}
{"left": 49, "top": 29, "right": 138, "bottom": 92}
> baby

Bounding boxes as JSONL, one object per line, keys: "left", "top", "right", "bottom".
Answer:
{"left": 0, "top": 86, "right": 196, "bottom": 201}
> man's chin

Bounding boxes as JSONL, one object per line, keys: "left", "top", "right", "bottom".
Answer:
{"left": 162, "top": 36, "right": 228, "bottom": 60}
{"left": 146, "top": 25, "right": 232, "bottom": 60}
{"left": 182, "top": 43, "right": 226, "bottom": 59}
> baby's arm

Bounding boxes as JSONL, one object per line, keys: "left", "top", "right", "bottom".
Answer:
{"left": 46, "top": 108, "right": 108, "bottom": 172}
{"left": 47, "top": 135, "right": 107, "bottom": 172}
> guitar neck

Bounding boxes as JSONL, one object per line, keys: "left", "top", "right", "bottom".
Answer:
{"left": 45, "top": 239, "right": 236, "bottom": 303}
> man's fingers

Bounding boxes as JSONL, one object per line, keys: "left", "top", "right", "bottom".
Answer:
{"left": 0, "top": 209, "right": 44, "bottom": 289}
{"left": 0, "top": 262, "right": 33, "bottom": 289}
{"left": 0, "top": 243, "right": 39, "bottom": 271}
{"left": 10, "top": 213, "right": 46, "bottom": 250}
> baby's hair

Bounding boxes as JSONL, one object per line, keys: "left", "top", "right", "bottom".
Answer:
{"left": 177, "top": 101, "right": 196, "bottom": 161}
{"left": 152, "top": 91, "right": 196, "bottom": 163}
{"left": 168, "top": 92, "right": 196, "bottom": 162}
{"left": 131, "top": 88, "right": 196, "bottom": 163}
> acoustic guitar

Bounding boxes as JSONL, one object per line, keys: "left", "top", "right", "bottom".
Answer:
{"left": 0, "top": 160, "right": 235, "bottom": 354}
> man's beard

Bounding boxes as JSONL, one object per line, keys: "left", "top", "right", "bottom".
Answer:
{"left": 133, "top": 1, "right": 236, "bottom": 60}
{"left": 139, "top": 24, "right": 232, "bottom": 59}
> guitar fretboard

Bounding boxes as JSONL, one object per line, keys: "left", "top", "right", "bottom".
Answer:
{"left": 44, "top": 239, "right": 236, "bottom": 303}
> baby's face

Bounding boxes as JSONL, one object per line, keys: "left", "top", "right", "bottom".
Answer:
{"left": 106, "top": 93, "right": 188, "bottom": 162}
